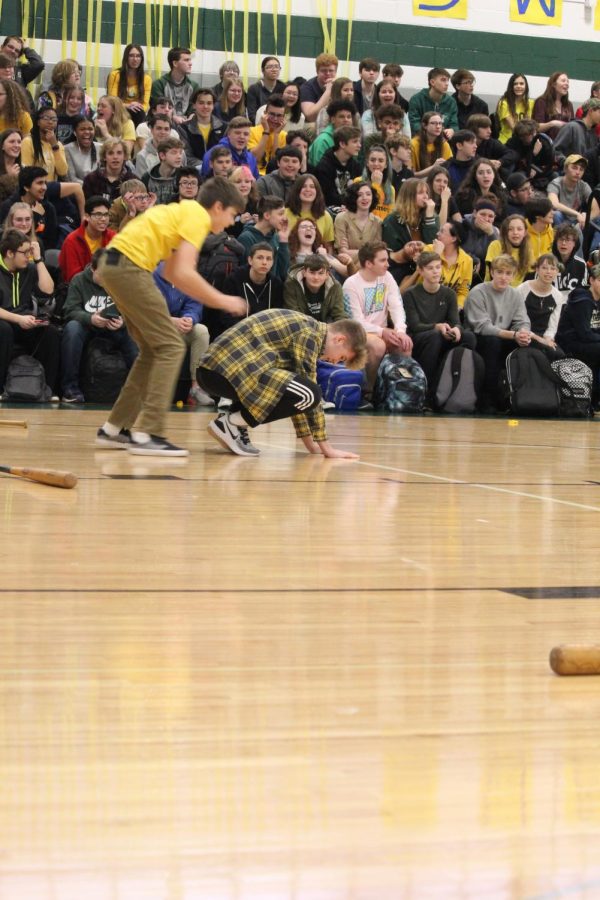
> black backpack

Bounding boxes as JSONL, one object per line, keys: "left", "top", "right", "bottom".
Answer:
{"left": 503, "top": 347, "right": 562, "bottom": 416}
{"left": 80, "top": 338, "right": 128, "bottom": 403}
{"left": 433, "top": 346, "right": 485, "bottom": 413}
{"left": 198, "top": 232, "right": 245, "bottom": 290}
{"left": 551, "top": 358, "right": 594, "bottom": 417}
{"left": 4, "top": 355, "right": 52, "bottom": 402}
{"left": 373, "top": 353, "right": 427, "bottom": 413}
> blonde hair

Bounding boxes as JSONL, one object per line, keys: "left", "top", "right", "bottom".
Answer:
{"left": 3, "top": 202, "right": 36, "bottom": 241}
{"left": 96, "top": 95, "right": 132, "bottom": 139}
{"left": 99, "top": 136, "right": 129, "bottom": 164}
{"left": 490, "top": 252, "right": 518, "bottom": 273}
{"left": 394, "top": 177, "right": 430, "bottom": 230}
{"left": 50, "top": 58, "right": 81, "bottom": 91}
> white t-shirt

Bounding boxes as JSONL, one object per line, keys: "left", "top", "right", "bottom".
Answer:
{"left": 342, "top": 270, "right": 406, "bottom": 336}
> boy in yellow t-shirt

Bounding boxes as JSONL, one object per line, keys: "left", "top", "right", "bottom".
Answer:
{"left": 96, "top": 177, "right": 246, "bottom": 456}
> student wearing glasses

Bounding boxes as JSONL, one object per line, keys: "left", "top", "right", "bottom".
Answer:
{"left": 451, "top": 69, "right": 489, "bottom": 130}
{"left": 248, "top": 95, "right": 288, "bottom": 175}
{"left": 246, "top": 57, "right": 285, "bottom": 124}
{"left": 58, "top": 195, "right": 116, "bottom": 283}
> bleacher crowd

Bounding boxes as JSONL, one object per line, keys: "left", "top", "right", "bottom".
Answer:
{"left": 1, "top": 37, "right": 600, "bottom": 415}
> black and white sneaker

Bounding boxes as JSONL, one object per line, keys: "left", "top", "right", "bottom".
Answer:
{"left": 95, "top": 427, "right": 132, "bottom": 449}
{"left": 128, "top": 434, "right": 189, "bottom": 457}
{"left": 207, "top": 414, "right": 260, "bottom": 456}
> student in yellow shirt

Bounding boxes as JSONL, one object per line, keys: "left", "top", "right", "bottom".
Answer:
{"left": 21, "top": 108, "right": 68, "bottom": 180}
{"left": 248, "top": 96, "right": 288, "bottom": 175}
{"left": 423, "top": 222, "right": 473, "bottom": 308}
{"left": 0, "top": 78, "right": 32, "bottom": 134}
{"left": 524, "top": 197, "right": 555, "bottom": 260}
{"left": 106, "top": 44, "right": 152, "bottom": 127}
{"left": 485, "top": 214, "right": 535, "bottom": 287}
{"left": 410, "top": 111, "right": 452, "bottom": 178}
{"left": 496, "top": 74, "right": 534, "bottom": 144}
{"left": 96, "top": 178, "right": 247, "bottom": 456}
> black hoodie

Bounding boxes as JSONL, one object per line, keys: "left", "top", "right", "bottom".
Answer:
{"left": 217, "top": 264, "right": 283, "bottom": 336}
{"left": 555, "top": 287, "right": 600, "bottom": 349}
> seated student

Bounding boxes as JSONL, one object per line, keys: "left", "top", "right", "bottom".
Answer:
{"left": 0, "top": 166, "right": 59, "bottom": 250}
{"left": 197, "top": 309, "right": 366, "bottom": 459}
{"left": 218, "top": 241, "right": 283, "bottom": 337}
{"left": 485, "top": 214, "right": 534, "bottom": 286}
{"left": 141, "top": 137, "right": 184, "bottom": 205}
{"left": 382, "top": 63, "right": 409, "bottom": 113}
{"left": 227, "top": 166, "right": 259, "bottom": 236}
{"left": 408, "top": 67, "right": 459, "bottom": 139}
{"left": 204, "top": 145, "right": 234, "bottom": 180}
{"left": 214, "top": 76, "right": 246, "bottom": 124}
{"left": 466, "top": 114, "right": 512, "bottom": 176}
{"left": 364, "top": 104, "right": 410, "bottom": 161}
{"left": 553, "top": 98, "right": 600, "bottom": 162}
{"left": 0, "top": 129, "right": 22, "bottom": 205}
{"left": 314, "top": 76, "right": 358, "bottom": 136}
{"left": 152, "top": 259, "right": 213, "bottom": 406}
{"left": 201, "top": 116, "right": 259, "bottom": 178}
{"left": 300, "top": 53, "right": 339, "bottom": 124}
{"left": 461, "top": 198, "right": 500, "bottom": 278}
{"left": 255, "top": 82, "right": 305, "bottom": 133}
{"left": 552, "top": 222, "right": 588, "bottom": 301}
{"left": 177, "top": 87, "right": 225, "bottom": 167}
{"left": 426, "top": 165, "right": 462, "bottom": 227}
{"left": 532, "top": 72, "right": 574, "bottom": 142}
{"left": 547, "top": 154, "right": 591, "bottom": 230}
{"left": 0, "top": 228, "right": 60, "bottom": 398}
{"left": 354, "top": 144, "right": 395, "bottom": 221}
{"left": 108, "top": 178, "right": 154, "bottom": 231}
{"left": 135, "top": 95, "right": 178, "bottom": 148}
{"left": 524, "top": 197, "right": 555, "bottom": 259}
{"left": 107, "top": 43, "right": 152, "bottom": 127}
{"left": 171, "top": 166, "right": 200, "bottom": 202}
{"left": 515, "top": 254, "right": 565, "bottom": 358}
{"left": 504, "top": 118, "right": 555, "bottom": 192}
{"left": 496, "top": 74, "right": 534, "bottom": 144}
{"left": 0, "top": 78, "right": 32, "bottom": 134}
{"left": 247, "top": 94, "right": 288, "bottom": 175}
{"left": 21, "top": 108, "right": 68, "bottom": 182}
{"left": 94, "top": 95, "right": 136, "bottom": 157}
{"left": 504, "top": 172, "right": 533, "bottom": 217}
{"left": 463, "top": 253, "right": 533, "bottom": 410}
{"left": 150, "top": 46, "right": 199, "bottom": 125}
{"left": 308, "top": 100, "right": 358, "bottom": 168}
{"left": 314, "top": 126, "right": 362, "bottom": 209}
{"left": 265, "top": 129, "right": 316, "bottom": 176}
{"left": 285, "top": 173, "right": 335, "bottom": 248}
{"left": 210, "top": 61, "right": 241, "bottom": 101}
{"left": 1, "top": 36, "right": 45, "bottom": 97}
{"left": 455, "top": 158, "right": 507, "bottom": 218}
{"left": 443, "top": 129, "right": 478, "bottom": 193}
{"left": 342, "top": 240, "right": 413, "bottom": 400}
{"left": 424, "top": 221, "right": 473, "bottom": 309}
{"left": 61, "top": 250, "right": 138, "bottom": 403}
{"left": 352, "top": 57, "right": 380, "bottom": 116}
{"left": 65, "top": 116, "right": 101, "bottom": 184}
{"left": 451, "top": 69, "right": 489, "bottom": 130}
{"left": 362, "top": 80, "right": 410, "bottom": 139}
{"left": 403, "top": 249, "right": 476, "bottom": 386}
{"left": 382, "top": 177, "right": 439, "bottom": 289}
{"left": 134, "top": 113, "right": 175, "bottom": 177}
{"left": 288, "top": 219, "right": 354, "bottom": 280}
{"left": 246, "top": 56, "right": 285, "bottom": 123}
{"left": 59, "top": 195, "right": 115, "bottom": 283}
{"left": 82, "top": 137, "right": 134, "bottom": 203}
{"left": 386, "top": 135, "right": 414, "bottom": 194}
{"left": 237, "top": 194, "right": 290, "bottom": 281}
{"left": 334, "top": 181, "right": 382, "bottom": 262}
{"left": 410, "top": 111, "right": 452, "bottom": 178}
{"left": 256, "top": 145, "right": 302, "bottom": 203}
{"left": 555, "top": 255, "right": 600, "bottom": 394}
{"left": 283, "top": 252, "right": 345, "bottom": 322}
{"left": 57, "top": 86, "right": 91, "bottom": 144}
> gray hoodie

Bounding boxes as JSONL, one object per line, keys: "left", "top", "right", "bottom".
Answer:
{"left": 464, "top": 282, "right": 530, "bottom": 336}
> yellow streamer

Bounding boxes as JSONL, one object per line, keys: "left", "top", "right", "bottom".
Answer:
{"left": 191, "top": 0, "right": 200, "bottom": 51}
{"left": 157, "top": 0, "right": 165, "bottom": 80}
{"left": 126, "top": 0, "right": 135, "bottom": 46}
{"left": 112, "top": 0, "right": 123, "bottom": 70}
{"left": 317, "top": 0, "right": 333, "bottom": 53}
{"left": 242, "top": 0, "right": 249, "bottom": 87}
{"left": 256, "top": 0, "right": 261, "bottom": 64}
{"left": 177, "top": 0, "right": 182, "bottom": 45}
{"left": 92, "top": 0, "right": 103, "bottom": 104}
{"left": 330, "top": 0, "right": 337, "bottom": 51}
{"left": 61, "top": 0, "right": 69, "bottom": 61}
{"left": 21, "top": 0, "right": 30, "bottom": 46}
{"left": 145, "top": 0, "right": 155, "bottom": 78}
{"left": 272, "top": 0, "right": 278, "bottom": 54}
{"left": 71, "top": 0, "right": 80, "bottom": 59}
{"left": 85, "top": 0, "right": 94, "bottom": 102}
{"left": 345, "top": 0, "right": 355, "bottom": 76}
{"left": 284, "top": 0, "right": 291, "bottom": 81}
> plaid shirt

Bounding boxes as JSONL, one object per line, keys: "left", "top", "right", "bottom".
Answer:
{"left": 201, "top": 309, "right": 328, "bottom": 441}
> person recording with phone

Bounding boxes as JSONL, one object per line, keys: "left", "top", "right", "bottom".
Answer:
{"left": 0, "top": 228, "right": 60, "bottom": 399}
{"left": 60, "top": 249, "right": 137, "bottom": 403}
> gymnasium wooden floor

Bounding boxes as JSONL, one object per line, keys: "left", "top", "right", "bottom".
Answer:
{"left": 2, "top": 406, "right": 600, "bottom": 900}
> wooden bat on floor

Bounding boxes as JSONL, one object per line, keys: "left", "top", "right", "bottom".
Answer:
{"left": 0, "top": 420, "right": 27, "bottom": 428}
{"left": 0, "top": 466, "right": 78, "bottom": 489}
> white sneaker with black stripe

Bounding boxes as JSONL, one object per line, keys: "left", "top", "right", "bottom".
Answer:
{"left": 128, "top": 434, "right": 189, "bottom": 457}
{"left": 95, "top": 427, "right": 132, "bottom": 449}
{"left": 207, "top": 413, "right": 260, "bottom": 456}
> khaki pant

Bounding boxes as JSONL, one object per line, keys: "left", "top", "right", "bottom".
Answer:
{"left": 182, "top": 323, "right": 209, "bottom": 380}
{"left": 97, "top": 252, "right": 185, "bottom": 437}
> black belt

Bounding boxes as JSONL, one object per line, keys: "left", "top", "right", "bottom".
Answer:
{"left": 104, "top": 248, "right": 123, "bottom": 265}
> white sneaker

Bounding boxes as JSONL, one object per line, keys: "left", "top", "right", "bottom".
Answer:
{"left": 217, "top": 396, "right": 233, "bottom": 410}
{"left": 188, "top": 385, "right": 214, "bottom": 406}
{"left": 207, "top": 414, "right": 260, "bottom": 456}
{"left": 128, "top": 434, "right": 189, "bottom": 457}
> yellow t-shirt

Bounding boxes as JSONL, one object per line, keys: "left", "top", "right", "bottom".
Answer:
{"left": 527, "top": 223, "right": 554, "bottom": 259}
{"left": 496, "top": 98, "right": 535, "bottom": 144}
{"left": 108, "top": 200, "right": 212, "bottom": 271}
{"left": 107, "top": 70, "right": 152, "bottom": 109}
{"left": 285, "top": 209, "right": 335, "bottom": 244}
{"left": 198, "top": 124, "right": 211, "bottom": 145}
{"left": 247, "top": 126, "right": 288, "bottom": 175}
{"left": 410, "top": 137, "right": 452, "bottom": 172}
{"left": 485, "top": 240, "right": 534, "bottom": 287}
{"left": 85, "top": 233, "right": 103, "bottom": 256}
{"left": 0, "top": 110, "right": 32, "bottom": 135}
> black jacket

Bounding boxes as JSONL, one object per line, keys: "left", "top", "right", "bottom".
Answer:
{"left": 218, "top": 264, "right": 284, "bottom": 336}
{"left": 315, "top": 148, "right": 361, "bottom": 207}
{"left": 556, "top": 287, "right": 600, "bottom": 348}
{"left": 0, "top": 256, "right": 48, "bottom": 315}
{"left": 177, "top": 115, "right": 226, "bottom": 167}
{"left": 246, "top": 79, "right": 286, "bottom": 123}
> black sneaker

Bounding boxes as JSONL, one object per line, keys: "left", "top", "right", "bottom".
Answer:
{"left": 62, "top": 389, "right": 85, "bottom": 403}
{"left": 207, "top": 414, "right": 260, "bottom": 456}
{"left": 128, "top": 434, "right": 189, "bottom": 457}
{"left": 95, "top": 427, "right": 132, "bottom": 449}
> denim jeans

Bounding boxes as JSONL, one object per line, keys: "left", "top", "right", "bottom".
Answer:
{"left": 61, "top": 320, "right": 138, "bottom": 393}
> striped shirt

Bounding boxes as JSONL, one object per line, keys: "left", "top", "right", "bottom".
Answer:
{"left": 200, "top": 309, "right": 328, "bottom": 441}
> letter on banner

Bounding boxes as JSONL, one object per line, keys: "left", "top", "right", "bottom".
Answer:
{"left": 509, "top": 0, "right": 562, "bottom": 25}
{"left": 413, "top": 0, "right": 467, "bottom": 19}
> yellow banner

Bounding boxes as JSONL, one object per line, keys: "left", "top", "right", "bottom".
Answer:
{"left": 593, "top": 0, "right": 600, "bottom": 27}
{"left": 510, "top": 0, "right": 562, "bottom": 25}
{"left": 413, "top": 0, "right": 467, "bottom": 19}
